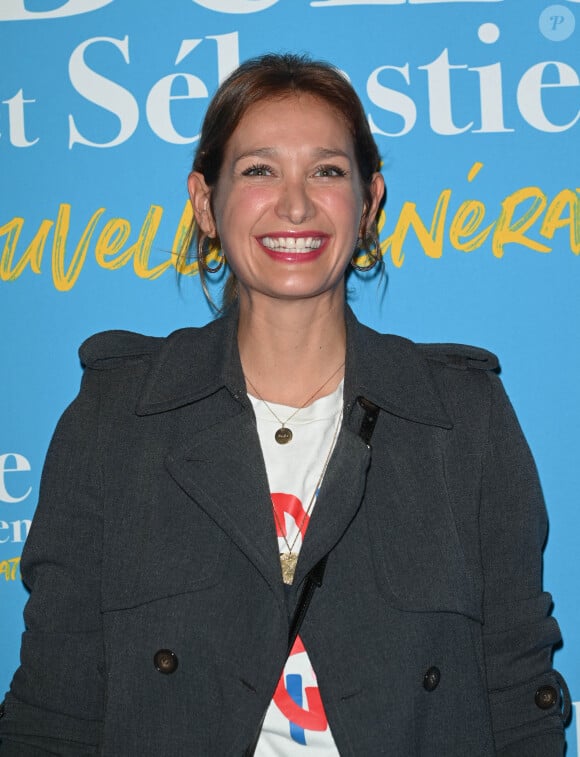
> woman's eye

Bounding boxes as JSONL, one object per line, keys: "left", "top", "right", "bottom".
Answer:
{"left": 241, "top": 164, "right": 272, "bottom": 177}
{"left": 314, "top": 165, "right": 348, "bottom": 178}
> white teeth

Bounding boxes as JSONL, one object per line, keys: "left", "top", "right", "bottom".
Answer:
{"left": 261, "top": 236, "right": 323, "bottom": 252}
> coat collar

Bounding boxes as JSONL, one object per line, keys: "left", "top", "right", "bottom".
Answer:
{"left": 343, "top": 307, "right": 452, "bottom": 429}
{"left": 136, "top": 305, "right": 452, "bottom": 429}
{"left": 136, "top": 307, "right": 247, "bottom": 416}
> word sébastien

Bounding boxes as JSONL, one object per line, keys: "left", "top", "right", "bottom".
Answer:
{"left": 0, "top": 163, "right": 578, "bottom": 291}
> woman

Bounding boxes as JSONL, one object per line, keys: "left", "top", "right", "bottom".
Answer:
{"left": 0, "top": 53, "right": 569, "bottom": 756}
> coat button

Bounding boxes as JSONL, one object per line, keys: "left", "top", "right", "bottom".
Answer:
{"left": 423, "top": 666, "right": 441, "bottom": 692}
{"left": 535, "top": 685, "right": 558, "bottom": 710}
{"left": 154, "top": 649, "right": 178, "bottom": 674}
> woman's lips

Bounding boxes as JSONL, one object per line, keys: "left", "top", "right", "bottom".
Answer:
{"left": 256, "top": 233, "right": 329, "bottom": 262}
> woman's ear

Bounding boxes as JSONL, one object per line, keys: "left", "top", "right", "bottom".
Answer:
{"left": 363, "top": 172, "right": 385, "bottom": 234}
{"left": 187, "top": 172, "right": 216, "bottom": 237}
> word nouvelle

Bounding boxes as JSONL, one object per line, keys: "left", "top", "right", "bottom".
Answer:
{"left": 1, "top": 163, "right": 578, "bottom": 291}
{"left": 2, "top": 23, "right": 580, "bottom": 149}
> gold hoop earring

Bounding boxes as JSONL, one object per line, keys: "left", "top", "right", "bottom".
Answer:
{"left": 351, "top": 228, "right": 381, "bottom": 272}
{"left": 198, "top": 235, "right": 225, "bottom": 274}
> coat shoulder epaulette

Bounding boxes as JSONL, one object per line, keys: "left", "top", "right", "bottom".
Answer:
{"left": 417, "top": 342, "right": 499, "bottom": 372}
{"left": 79, "top": 330, "right": 164, "bottom": 369}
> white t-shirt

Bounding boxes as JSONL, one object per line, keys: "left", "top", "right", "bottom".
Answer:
{"left": 249, "top": 381, "right": 343, "bottom": 755}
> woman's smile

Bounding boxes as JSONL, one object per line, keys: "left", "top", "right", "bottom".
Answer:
{"left": 257, "top": 232, "right": 329, "bottom": 262}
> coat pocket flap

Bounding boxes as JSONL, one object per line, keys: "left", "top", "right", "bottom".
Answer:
{"left": 365, "top": 443, "right": 482, "bottom": 622}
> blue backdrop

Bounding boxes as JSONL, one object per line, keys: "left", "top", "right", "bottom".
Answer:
{"left": 1, "top": 0, "right": 579, "bottom": 749}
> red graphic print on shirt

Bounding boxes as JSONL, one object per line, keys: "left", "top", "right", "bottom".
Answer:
{"left": 273, "top": 637, "right": 329, "bottom": 733}
{"left": 271, "top": 492, "right": 310, "bottom": 540}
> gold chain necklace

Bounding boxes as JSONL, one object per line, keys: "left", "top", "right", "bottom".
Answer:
{"left": 245, "top": 361, "right": 345, "bottom": 445}
{"left": 272, "top": 407, "right": 343, "bottom": 585}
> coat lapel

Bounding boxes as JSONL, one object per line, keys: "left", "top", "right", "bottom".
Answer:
{"left": 164, "top": 407, "right": 285, "bottom": 598}
{"left": 291, "top": 428, "right": 371, "bottom": 587}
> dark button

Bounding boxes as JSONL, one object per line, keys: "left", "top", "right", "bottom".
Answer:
{"left": 423, "top": 666, "right": 441, "bottom": 692}
{"left": 535, "top": 685, "right": 558, "bottom": 710}
{"left": 154, "top": 649, "right": 178, "bottom": 674}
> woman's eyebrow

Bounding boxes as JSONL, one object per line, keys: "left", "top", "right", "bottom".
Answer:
{"left": 233, "top": 147, "right": 277, "bottom": 164}
{"left": 312, "top": 147, "right": 351, "bottom": 160}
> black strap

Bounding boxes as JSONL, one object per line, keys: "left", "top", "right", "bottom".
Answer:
{"left": 357, "top": 396, "right": 380, "bottom": 446}
{"left": 285, "top": 397, "right": 379, "bottom": 654}
{"left": 244, "top": 557, "right": 329, "bottom": 756}
{"left": 244, "top": 397, "right": 380, "bottom": 755}
{"left": 244, "top": 555, "right": 328, "bottom": 757}
{"left": 287, "top": 555, "right": 328, "bottom": 655}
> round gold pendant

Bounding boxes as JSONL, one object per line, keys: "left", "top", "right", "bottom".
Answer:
{"left": 275, "top": 427, "right": 293, "bottom": 444}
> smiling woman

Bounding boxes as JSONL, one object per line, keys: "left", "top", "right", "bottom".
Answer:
{"left": 186, "top": 53, "right": 384, "bottom": 311}
{"left": 0, "top": 53, "right": 569, "bottom": 757}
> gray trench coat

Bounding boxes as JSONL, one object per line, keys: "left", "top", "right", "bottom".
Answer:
{"left": 0, "top": 308, "right": 568, "bottom": 755}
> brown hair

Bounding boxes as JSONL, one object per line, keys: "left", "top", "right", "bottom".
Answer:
{"left": 181, "top": 52, "right": 384, "bottom": 307}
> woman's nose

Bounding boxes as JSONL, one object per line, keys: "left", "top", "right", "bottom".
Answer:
{"left": 275, "top": 179, "right": 315, "bottom": 224}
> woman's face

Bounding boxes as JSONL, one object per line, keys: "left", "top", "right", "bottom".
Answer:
{"left": 189, "top": 93, "right": 384, "bottom": 307}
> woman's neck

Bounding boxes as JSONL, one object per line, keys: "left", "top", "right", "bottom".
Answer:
{"left": 237, "top": 294, "right": 347, "bottom": 407}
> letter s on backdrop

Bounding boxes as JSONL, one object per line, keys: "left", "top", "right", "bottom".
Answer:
{"left": 0, "top": 0, "right": 113, "bottom": 21}
{"left": 68, "top": 36, "right": 139, "bottom": 149}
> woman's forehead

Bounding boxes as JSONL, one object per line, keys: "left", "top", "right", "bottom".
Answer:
{"left": 225, "top": 94, "right": 355, "bottom": 158}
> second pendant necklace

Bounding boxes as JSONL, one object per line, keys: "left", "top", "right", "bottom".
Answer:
{"left": 273, "top": 406, "right": 343, "bottom": 584}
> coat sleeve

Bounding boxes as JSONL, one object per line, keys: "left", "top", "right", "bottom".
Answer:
{"left": 0, "top": 367, "right": 104, "bottom": 755}
{"left": 479, "top": 372, "right": 569, "bottom": 755}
